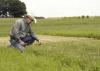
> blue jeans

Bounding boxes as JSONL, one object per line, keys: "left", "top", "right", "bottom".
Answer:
{"left": 9, "top": 39, "right": 25, "bottom": 52}
{"left": 10, "top": 35, "right": 36, "bottom": 52}
{"left": 20, "top": 35, "right": 36, "bottom": 45}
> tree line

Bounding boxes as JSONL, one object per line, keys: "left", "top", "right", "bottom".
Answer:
{"left": 0, "top": 0, "right": 27, "bottom": 17}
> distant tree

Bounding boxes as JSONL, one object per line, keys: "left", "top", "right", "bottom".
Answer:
{"left": 35, "top": 16, "right": 45, "bottom": 19}
{"left": 81, "top": 15, "right": 85, "bottom": 19}
{"left": 0, "top": 0, "right": 27, "bottom": 17}
{"left": 86, "top": 15, "right": 89, "bottom": 18}
{"left": 0, "top": 0, "right": 8, "bottom": 17}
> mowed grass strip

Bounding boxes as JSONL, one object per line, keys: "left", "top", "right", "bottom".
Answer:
{"left": 32, "top": 17, "right": 100, "bottom": 39}
{"left": 0, "top": 17, "right": 100, "bottom": 39}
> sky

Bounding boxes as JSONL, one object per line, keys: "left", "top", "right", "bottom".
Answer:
{"left": 20, "top": 0, "right": 100, "bottom": 17}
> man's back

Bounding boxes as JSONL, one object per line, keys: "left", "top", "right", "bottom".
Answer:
{"left": 10, "top": 19, "right": 32, "bottom": 38}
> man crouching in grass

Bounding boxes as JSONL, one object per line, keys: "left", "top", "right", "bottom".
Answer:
{"left": 9, "top": 15, "right": 41, "bottom": 52}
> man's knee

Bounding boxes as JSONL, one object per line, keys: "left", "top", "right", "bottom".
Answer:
{"left": 15, "top": 43, "right": 25, "bottom": 52}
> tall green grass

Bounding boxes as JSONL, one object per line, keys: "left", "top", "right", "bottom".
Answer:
{"left": 0, "top": 39, "right": 100, "bottom": 71}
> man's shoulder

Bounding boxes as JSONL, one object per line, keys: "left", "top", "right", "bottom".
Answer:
{"left": 16, "top": 19, "right": 24, "bottom": 23}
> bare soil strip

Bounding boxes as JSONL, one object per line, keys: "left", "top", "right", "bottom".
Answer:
{"left": 0, "top": 35, "right": 93, "bottom": 45}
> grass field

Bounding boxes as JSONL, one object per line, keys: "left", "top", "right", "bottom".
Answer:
{"left": 0, "top": 17, "right": 100, "bottom": 71}
{"left": 0, "top": 17, "right": 100, "bottom": 39}
{"left": 33, "top": 17, "right": 100, "bottom": 39}
{"left": 0, "top": 39, "right": 100, "bottom": 71}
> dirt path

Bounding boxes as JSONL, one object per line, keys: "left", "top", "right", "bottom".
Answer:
{"left": 0, "top": 35, "right": 93, "bottom": 45}
{"left": 37, "top": 35, "right": 93, "bottom": 42}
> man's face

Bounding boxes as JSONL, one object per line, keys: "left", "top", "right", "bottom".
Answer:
{"left": 26, "top": 18, "right": 33, "bottom": 24}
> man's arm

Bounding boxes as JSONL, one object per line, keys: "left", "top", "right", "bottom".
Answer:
{"left": 29, "top": 26, "right": 41, "bottom": 44}
{"left": 11, "top": 20, "right": 26, "bottom": 45}
{"left": 12, "top": 20, "right": 21, "bottom": 39}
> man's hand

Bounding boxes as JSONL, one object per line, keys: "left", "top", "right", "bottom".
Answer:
{"left": 38, "top": 41, "right": 42, "bottom": 45}
{"left": 36, "top": 40, "right": 41, "bottom": 45}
